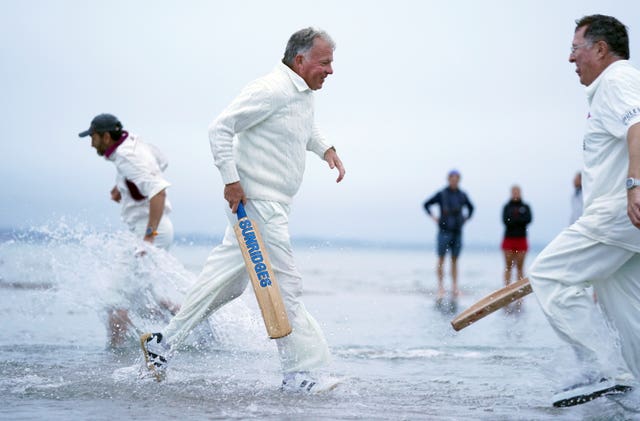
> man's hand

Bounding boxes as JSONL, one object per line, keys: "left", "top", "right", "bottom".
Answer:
{"left": 628, "top": 188, "right": 640, "bottom": 229}
{"left": 224, "top": 181, "right": 246, "bottom": 213}
{"left": 627, "top": 123, "right": 640, "bottom": 229}
{"left": 110, "top": 186, "right": 121, "bottom": 203}
{"left": 431, "top": 215, "right": 440, "bottom": 225}
{"left": 324, "top": 147, "right": 345, "bottom": 183}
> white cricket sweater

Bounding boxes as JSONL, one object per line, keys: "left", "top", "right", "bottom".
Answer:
{"left": 208, "top": 62, "right": 331, "bottom": 204}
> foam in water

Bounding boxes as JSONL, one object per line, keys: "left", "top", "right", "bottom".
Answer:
{"left": 3, "top": 220, "right": 639, "bottom": 419}
{"left": 0, "top": 219, "right": 265, "bottom": 350}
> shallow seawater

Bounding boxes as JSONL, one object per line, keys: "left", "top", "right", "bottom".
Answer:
{"left": 1, "top": 225, "right": 638, "bottom": 420}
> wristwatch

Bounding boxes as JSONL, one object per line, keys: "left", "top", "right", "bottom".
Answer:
{"left": 145, "top": 226, "right": 158, "bottom": 237}
{"left": 626, "top": 177, "right": 640, "bottom": 190}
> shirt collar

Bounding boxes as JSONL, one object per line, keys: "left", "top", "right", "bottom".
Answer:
{"left": 585, "top": 59, "right": 628, "bottom": 103}
{"left": 277, "top": 61, "right": 311, "bottom": 92}
{"left": 105, "top": 131, "right": 129, "bottom": 159}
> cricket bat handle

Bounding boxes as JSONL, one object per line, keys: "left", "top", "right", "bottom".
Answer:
{"left": 234, "top": 202, "right": 292, "bottom": 339}
{"left": 450, "top": 277, "right": 533, "bottom": 331}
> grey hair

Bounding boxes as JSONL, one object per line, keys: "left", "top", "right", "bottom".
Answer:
{"left": 576, "top": 14, "right": 629, "bottom": 60}
{"left": 282, "top": 27, "right": 335, "bottom": 66}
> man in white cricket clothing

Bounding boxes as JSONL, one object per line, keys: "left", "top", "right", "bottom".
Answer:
{"left": 529, "top": 15, "right": 640, "bottom": 407}
{"left": 139, "top": 28, "right": 345, "bottom": 392}
{"left": 79, "top": 113, "right": 175, "bottom": 347}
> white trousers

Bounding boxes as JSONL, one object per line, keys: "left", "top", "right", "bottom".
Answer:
{"left": 162, "top": 200, "right": 331, "bottom": 373}
{"left": 529, "top": 226, "right": 640, "bottom": 378}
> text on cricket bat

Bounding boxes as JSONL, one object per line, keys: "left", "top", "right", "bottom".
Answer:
{"left": 239, "top": 219, "right": 273, "bottom": 287}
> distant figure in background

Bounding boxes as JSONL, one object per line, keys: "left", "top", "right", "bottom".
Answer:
{"left": 423, "top": 170, "right": 474, "bottom": 300}
{"left": 570, "top": 172, "right": 583, "bottom": 224}
{"left": 501, "top": 185, "right": 533, "bottom": 287}
{"left": 79, "top": 113, "right": 177, "bottom": 347}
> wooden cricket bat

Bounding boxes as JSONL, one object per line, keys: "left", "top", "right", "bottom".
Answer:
{"left": 234, "top": 202, "right": 292, "bottom": 339}
{"left": 450, "top": 277, "right": 533, "bottom": 331}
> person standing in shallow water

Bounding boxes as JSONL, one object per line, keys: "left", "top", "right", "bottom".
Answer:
{"left": 423, "top": 170, "right": 474, "bottom": 300}
{"left": 78, "top": 113, "right": 177, "bottom": 347}
{"left": 528, "top": 14, "right": 640, "bottom": 407}
{"left": 501, "top": 185, "right": 532, "bottom": 287}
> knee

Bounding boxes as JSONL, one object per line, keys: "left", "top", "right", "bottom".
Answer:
{"left": 530, "top": 272, "right": 586, "bottom": 319}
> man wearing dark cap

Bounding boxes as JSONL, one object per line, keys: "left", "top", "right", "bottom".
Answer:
{"left": 79, "top": 113, "right": 174, "bottom": 346}
{"left": 423, "top": 170, "right": 474, "bottom": 302}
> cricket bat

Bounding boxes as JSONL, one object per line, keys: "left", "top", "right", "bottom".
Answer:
{"left": 450, "top": 277, "right": 533, "bottom": 331}
{"left": 234, "top": 202, "right": 292, "bottom": 339}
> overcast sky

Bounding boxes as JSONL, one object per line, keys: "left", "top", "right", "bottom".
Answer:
{"left": 2, "top": 1, "right": 639, "bottom": 247}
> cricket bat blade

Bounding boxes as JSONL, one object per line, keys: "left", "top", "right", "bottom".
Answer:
{"left": 450, "top": 277, "right": 533, "bottom": 331}
{"left": 234, "top": 202, "right": 292, "bottom": 339}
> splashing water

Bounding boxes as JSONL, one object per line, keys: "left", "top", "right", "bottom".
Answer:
{"left": 0, "top": 219, "right": 265, "bottom": 350}
{"left": 2, "top": 221, "right": 638, "bottom": 420}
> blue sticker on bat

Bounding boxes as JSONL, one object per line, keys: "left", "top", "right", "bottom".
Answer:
{"left": 239, "top": 219, "right": 272, "bottom": 287}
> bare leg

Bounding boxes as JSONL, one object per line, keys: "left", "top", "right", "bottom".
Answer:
{"left": 158, "top": 299, "right": 180, "bottom": 316}
{"left": 504, "top": 250, "right": 515, "bottom": 286}
{"left": 451, "top": 255, "right": 459, "bottom": 297}
{"left": 436, "top": 255, "right": 446, "bottom": 298}
{"left": 513, "top": 251, "right": 527, "bottom": 309}
{"left": 108, "top": 308, "right": 131, "bottom": 348}
{"left": 515, "top": 251, "right": 526, "bottom": 281}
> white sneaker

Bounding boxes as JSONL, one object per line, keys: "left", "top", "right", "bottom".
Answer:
{"left": 552, "top": 375, "right": 633, "bottom": 407}
{"left": 281, "top": 372, "right": 342, "bottom": 394}
{"left": 139, "top": 332, "right": 171, "bottom": 382}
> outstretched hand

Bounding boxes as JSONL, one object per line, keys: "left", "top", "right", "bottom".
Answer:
{"left": 224, "top": 181, "right": 246, "bottom": 213}
{"left": 628, "top": 188, "right": 640, "bottom": 229}
{"left": 324, "top": 147, "right": 345, "bottom": 183}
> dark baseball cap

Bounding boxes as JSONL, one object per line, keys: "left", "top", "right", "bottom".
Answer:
{"left": 78, "top": 113, "right": 122, "bottom": 137}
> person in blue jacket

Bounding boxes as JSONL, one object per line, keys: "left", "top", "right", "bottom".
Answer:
{"left": 423, "top": 170, "right": 474, "bottom": 299}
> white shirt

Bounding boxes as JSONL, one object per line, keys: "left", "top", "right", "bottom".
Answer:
{"left": 209, "top": 62, "right": 331, "bottom": 204}
{"left": 574, "top": 60, "right": 640, "bottom": 251}
{"left": 107, "top": 134, "right": 172, "bottom": 228}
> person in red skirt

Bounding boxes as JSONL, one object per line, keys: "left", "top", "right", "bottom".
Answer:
{"left": 501, "top": 185, "right": 533, "bottom": 286}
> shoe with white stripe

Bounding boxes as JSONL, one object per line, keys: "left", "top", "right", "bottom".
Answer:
{"left": 139, "top": 332, "right": 171, "bottom": 382}
{"left": 281, "top": 372, "right": 342, "bottom": 394}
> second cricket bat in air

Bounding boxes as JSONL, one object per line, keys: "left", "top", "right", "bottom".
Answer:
{"left": 450, "top": 277, "right": 533, "bottom": 331}
{"left": 234, "top": 202, "right": 292, "bottom": 339}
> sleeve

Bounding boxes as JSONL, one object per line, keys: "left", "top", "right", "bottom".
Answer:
{"left": 464, "top": 193, "right": 474, "bottom": 218}
{"left": 306, "top": 123, "right": 332, "bottom": 159}
{"left": 601, "top": 70, "right": 640, "bottom": 139}
{"left": 208, "top": 80, "right": 276, "bottom": 184}
{"left": 423, "top": 192, "right": 441, "bottom": 215}
{"left": 114, "top": 153, "right": 170, "bottom": 200}
{"left": 523, "top": 204, "right": 532, "bottom": 224}
{"left": 502, "top": 204, "right": 511, "bottom": 225}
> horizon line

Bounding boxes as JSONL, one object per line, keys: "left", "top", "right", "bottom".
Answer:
{"left": 0, "top": 227, "right": 546, "bottom": 253}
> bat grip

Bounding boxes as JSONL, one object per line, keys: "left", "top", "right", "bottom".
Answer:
{"left": 236, "top": 201, "right": 247, "bottom": 220}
